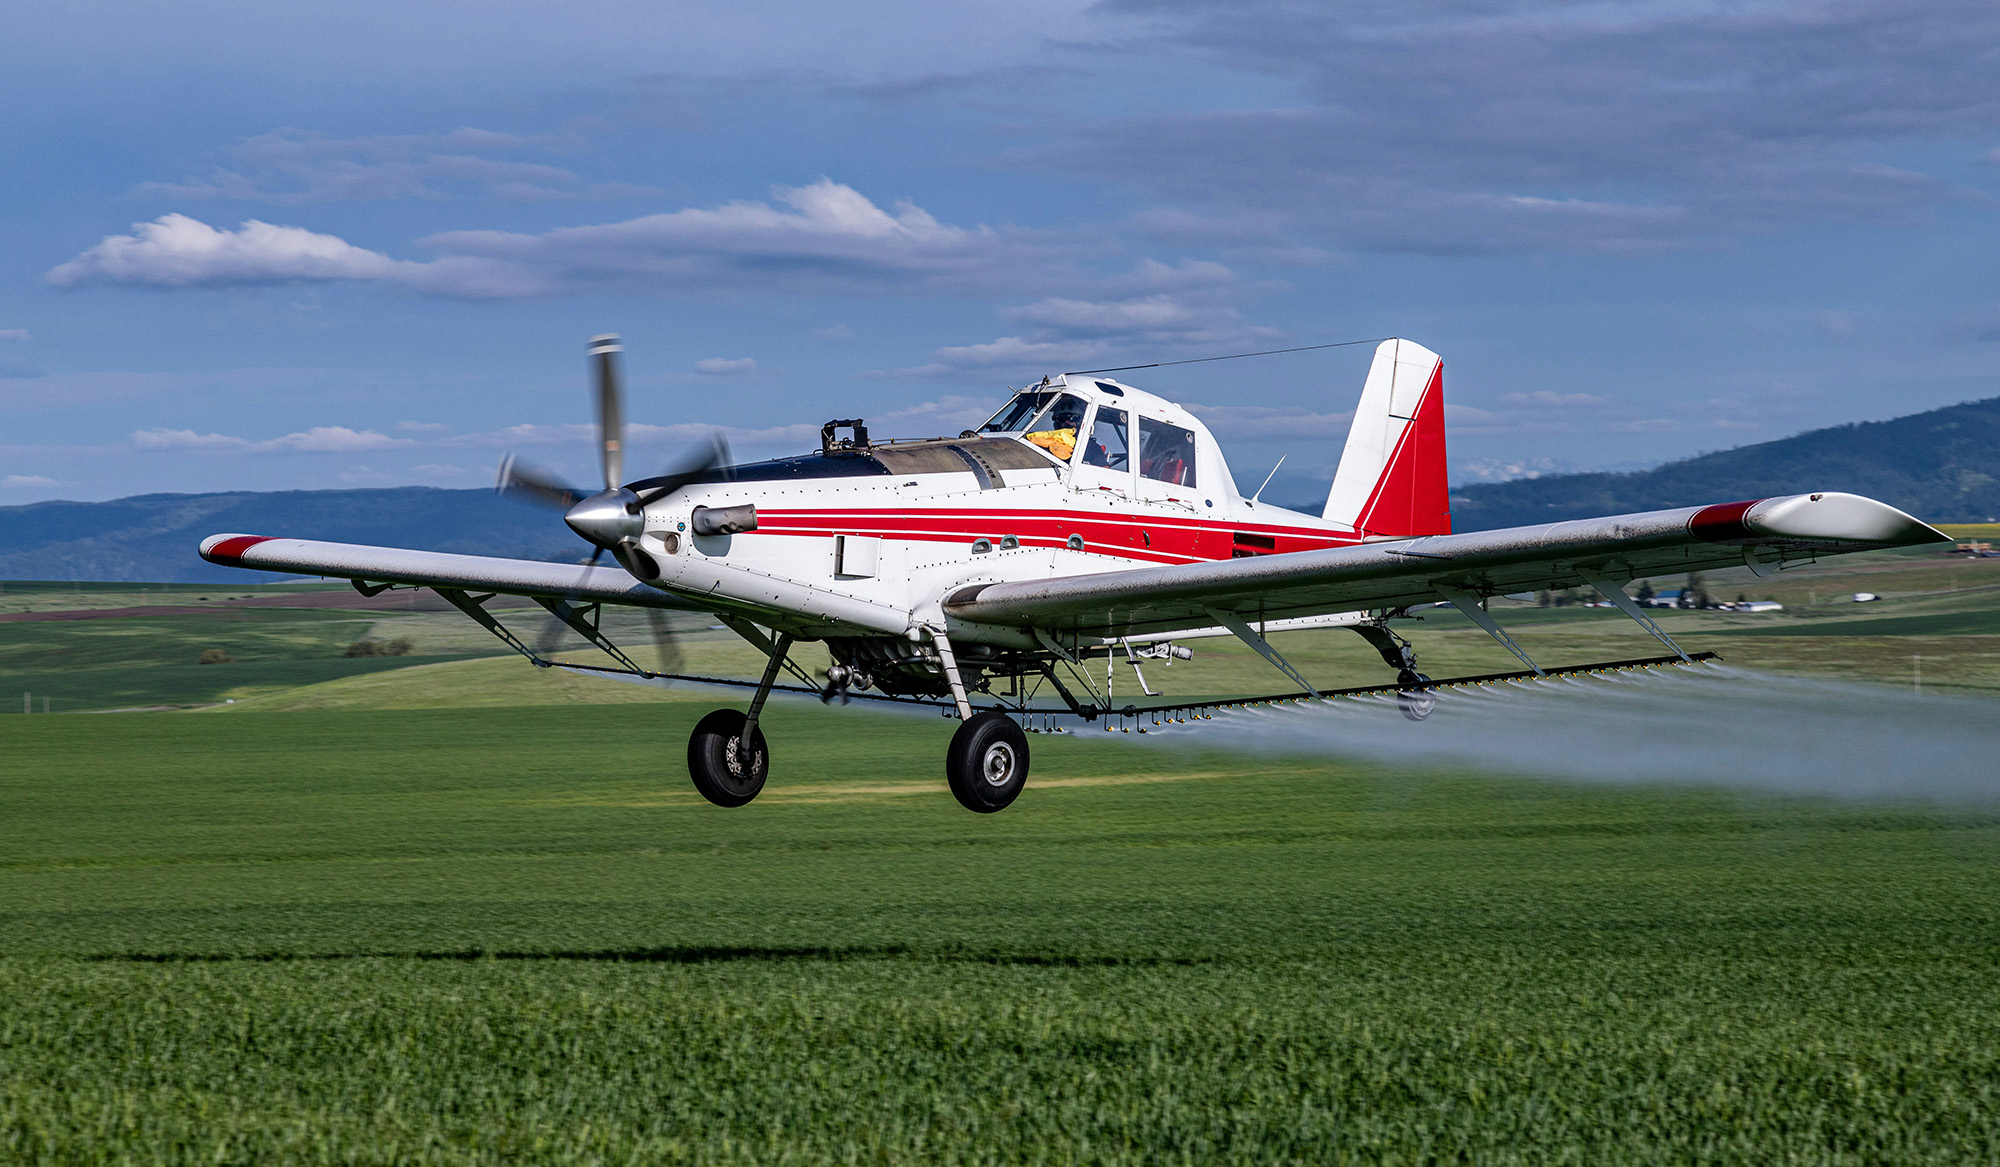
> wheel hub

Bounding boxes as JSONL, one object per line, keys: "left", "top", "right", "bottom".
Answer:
{"left": 981, "top": 742, "right": 1016, "bottom": 786}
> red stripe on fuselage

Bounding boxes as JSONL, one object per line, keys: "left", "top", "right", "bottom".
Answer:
{"left": 751, "top": 506, "right": 1365, "bottom": 564}
{"left": 202, "top": 535, "right": 276, "bottom": 565}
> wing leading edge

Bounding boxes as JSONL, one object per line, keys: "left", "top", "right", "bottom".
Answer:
{"left": 199, "top": 534, "right": 703, "bottom": 610}
{"left": 942, "top": 492, "right": 1947, "bottom": 638}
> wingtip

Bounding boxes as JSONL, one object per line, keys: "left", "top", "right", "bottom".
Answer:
{"left": 199, "top": 533, "right": 274, "bottom": 565}
{"left": 1746, "top": 493, "right": 1952, "bottom": 547}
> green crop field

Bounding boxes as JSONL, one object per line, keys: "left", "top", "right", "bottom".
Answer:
{"left": 3, "top": 547, "right": 1999, "bottom": 1162}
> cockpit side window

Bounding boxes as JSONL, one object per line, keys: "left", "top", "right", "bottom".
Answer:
{"left": 1138, "top": 417, "right": 1198, "bottom": 488}
{"left": 979, "top": 391, "right": 1055, "bottom": 433}
{"left": 1031, "top": 393, "right": 1089, "bottom": 434}
{"left": 1082, "top": 406, "right": 1129, "bottom": 469}
{"left": 1023, "top": 393, "right": 1089, "bottom": 463}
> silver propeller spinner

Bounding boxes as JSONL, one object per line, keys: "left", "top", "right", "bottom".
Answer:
{"left": 494, "top": 333, "right": 731, "bottom": 671}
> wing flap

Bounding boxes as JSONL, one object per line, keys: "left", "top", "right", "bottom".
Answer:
{"left": 944, "top": 492, "right": 1946, "bottom": 637}
{"left": 199, "top": 534, "right": 701, "bottom": 610}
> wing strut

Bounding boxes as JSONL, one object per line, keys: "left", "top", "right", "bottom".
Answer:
{"left": 1204, "top": 608, "right": 1322, "bottom": 698}
{"left": 532, "top": 595, "right": 646, "bottom": 675}
{"left": 1434, "top": 585, "right": 1543, "bottom": 675}
{"left": 1584, "top": 575, "right": 1692, "bottom": 662}
{"left": 435, "top": 588, "right": 550, "bottom": 667}
{"left": 715, "top": 614, "right": 821, "bottom": 689}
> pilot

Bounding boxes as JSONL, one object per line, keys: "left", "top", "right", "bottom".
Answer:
{"left": 1024, "top": 396, "right": 1089, "bottom": 462}
{"left": 1143, "top": 428, "right": 1196, "bottom": 486}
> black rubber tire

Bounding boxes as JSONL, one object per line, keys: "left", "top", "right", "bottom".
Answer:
{"left": 687, "top": 708, "right": 769, "bottom": 807}
{"left": 946, "top": 711, "right": 1030, "bottom": 813}
{"left": 1396, "top": 673, "right": 1436, "bottom": 722}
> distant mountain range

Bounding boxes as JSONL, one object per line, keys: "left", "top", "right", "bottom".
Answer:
{"left": 4, "top": 394, "right": 1995, "bottom": 581}
{"left": 1447, "top": 395, "right": 2000, "bottom": 531}
{"left": 0, "top": 489, "right": 576, "bottom": 583}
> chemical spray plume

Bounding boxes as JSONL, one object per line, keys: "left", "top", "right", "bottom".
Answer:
{"left": 1156, "top": 664, "right": 2000, "bottom": 804}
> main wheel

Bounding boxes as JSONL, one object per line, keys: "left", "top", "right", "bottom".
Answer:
{"left": 946, "top": 711, "right": 1029, "bottom": 813}
{"left": 1396, "top": 671, "right": 1436, "bottom": 722}
{"left": 687, "top": 708, "right": 769, "bottom": 807}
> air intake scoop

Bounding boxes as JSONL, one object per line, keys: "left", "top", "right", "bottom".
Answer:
{"left": 692, "top": 504, "right": 758, "bottom": 536}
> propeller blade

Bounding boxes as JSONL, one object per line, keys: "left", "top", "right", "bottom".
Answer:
{"left": 589, "top": 334, "right": 625, "bottom": 490}
{"left": 533, "top": 547, "right": 606, "bottom": 655}
{"left": 644, "top": 607, "right": 684, "bottom": 678}
{"left": 534, "top": 561, "right": 690, "bottom": 682}
{"left": 496, "top": 453, "right": 587, "bottom": 511}
{"left": 633, "top": 431, "right": 733, "bottom": 506}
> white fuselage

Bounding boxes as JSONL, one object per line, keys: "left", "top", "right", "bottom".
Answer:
{"left": 633, "top": 375, "right": 1373, "bottom": 646}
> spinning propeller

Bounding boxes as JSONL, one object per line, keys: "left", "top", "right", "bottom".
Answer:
{"left": 496, "top": 334, "right": 733, "bottom": 673}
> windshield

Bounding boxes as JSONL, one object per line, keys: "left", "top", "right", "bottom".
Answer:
{"left": 1027, "top": 393, "right": 1089, "bottom": 435}
{"left": 979, "top": 391, "right": 1056, "bottom": 433}
{"left": 1021, "top": 393, "right": 1090, "bottom": 463}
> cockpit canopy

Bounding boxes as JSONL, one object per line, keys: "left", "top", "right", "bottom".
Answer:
{"left": 978, "top": 383, "right": 1201, "bottom": 489}
{"left": 978, "top": 390, "right": 1084, "bottom": 437}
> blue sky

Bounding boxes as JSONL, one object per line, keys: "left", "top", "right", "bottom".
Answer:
{"left": 3, "top": 0, "right": 1997, "bottom": 505}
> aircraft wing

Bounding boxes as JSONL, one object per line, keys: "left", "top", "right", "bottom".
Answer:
{"left": 199, "top": 534, "right": 703, "bottom": 610}
{"left": 943, "top": 492, "right": 1949, "bottom": 638}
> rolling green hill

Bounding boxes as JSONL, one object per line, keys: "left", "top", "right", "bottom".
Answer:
{"left": 1450, "top": 395, "right": 2000, "bottom": 530}
{"left": 7, "top": 393, "right": 1998, "bottom": 583}
{"left": 0, "top": 488, "right": 577, "bottom": 582}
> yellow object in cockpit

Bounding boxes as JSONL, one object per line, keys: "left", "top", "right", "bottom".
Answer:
{"left": 1025, "top": 428, "right": 1076, "bottom": 461}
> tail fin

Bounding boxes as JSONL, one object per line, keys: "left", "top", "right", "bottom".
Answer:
{"left": 1323, "top": 339, "right": 1450, "bottom": 537}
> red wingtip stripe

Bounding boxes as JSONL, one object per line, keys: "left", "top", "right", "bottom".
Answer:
{"left": 202, "top": 535, "right": 277, "bottom": 565}
{"left": 1689, "top": 500, "right": 1763, "bottom": 542}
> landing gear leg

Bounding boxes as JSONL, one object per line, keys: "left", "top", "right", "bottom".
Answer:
{"left": 1353, "top": 623, "right": 1435, "bottom": 721}
{"left": 687, "top": 632, "right": 794, "bottom": 807}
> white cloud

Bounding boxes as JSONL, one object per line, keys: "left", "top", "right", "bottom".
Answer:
{"left": 881, "top": 260, "right": 1276, "bottom": 381}
{"left": 129, "top": 425, "right": 412, "bottom": 453}
{"left": 49, "top": 180, "right": 1072, "bottom": 299}
{"left": 1021, "top": 0, "right": 1995, "bottom": 255}
{"left": 1453, "top": 456, "right": 1661, "bottom": 484}
{"left": 48, "top": 214, "right": 417, "bottom": 289}
{"left": 1813, "top": 310, "right": 1860, "bottom": 341}
{"left": 1940, "top": 305, "right": 2000, "bottom": 342}
{"left": 410, "top": 178, "right": 1061, "bottom": 298}
{"left": 2, "top": 474, "right": 56, "bottom": 487}
{"left": 437, "top": 422, "right": 595, "bottom": 449}
{"left": 395, "top": 420, "right": 450, "bottom": 432}
{"left": 1005, "top": 295, "right": 1230, "bottom": 337}
{"left": 135, "top": 127, "right": 658, "bottom": 205}
{"left": 444, "top": 396, "right": 999, "bottom": 468}
{"left": 693, "top": 357, "right": 758, "bottom": 376}
{"left": 1444, "top": 404, "right": 1502, "bottom": 426}
{"left": 884, "top": 283, "right": 1280, "bottom": 380}
{"left": 263, "top": 426, "right": 413, "bottom": 452}
{"left": 409, "top": 463, "right": 472, "bottom": 479}
{"left": 894, "top": 334, "right": 1107, "bottom": 378}
{"left": 131, "top": 428, "right": 249, "bottom": 450}
{"left": 1185, "top": 404, "right": 1354, "bottom": 441}
{"left": 1498, "top": 390, "right": 1608, "bottom": 407}
{"left": 0, "top": 329, "right": 29, "bottom": 341}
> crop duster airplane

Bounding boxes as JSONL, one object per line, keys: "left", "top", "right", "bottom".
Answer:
{"left": 201, "top": 335, "right": 1946, "bottom": 812}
